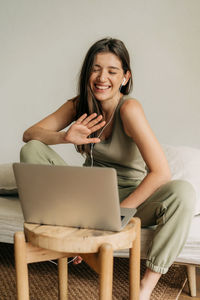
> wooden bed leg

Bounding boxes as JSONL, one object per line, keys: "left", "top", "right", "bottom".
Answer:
{"left": 14, "top": 232, "right": 29, "bottom": 300}
{"left": 187, "top": 265, "right": 196, "bottom": 297}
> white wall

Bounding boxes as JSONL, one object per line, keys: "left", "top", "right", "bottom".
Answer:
{"left": 0, "top": 0, "right": 200, "bottom": 164}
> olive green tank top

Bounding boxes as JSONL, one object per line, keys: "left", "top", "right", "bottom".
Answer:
{"left": 84, "top": 97, "right": 147, "bottom": 186}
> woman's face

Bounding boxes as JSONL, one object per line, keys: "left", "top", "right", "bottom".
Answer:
{"left": 89, "top": 52, "right": 129, "bottom": 103}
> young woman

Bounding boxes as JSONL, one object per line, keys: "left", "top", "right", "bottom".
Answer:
{"left": 20, "top": 38, "right": 195, "bottom": 300}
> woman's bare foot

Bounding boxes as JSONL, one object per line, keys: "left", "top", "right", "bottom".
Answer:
{"left": 140, "top": 267, "right": 162, "bottom": 300}
{"left": 140, "top": 281, "right": 151, "bottom": 300}
{"left": 73, "top": 256, "right": 83, "bottom": 264}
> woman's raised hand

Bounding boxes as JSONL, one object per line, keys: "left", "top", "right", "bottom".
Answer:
{"left": 64, "top": 113, "right": 106, "bottom": 145}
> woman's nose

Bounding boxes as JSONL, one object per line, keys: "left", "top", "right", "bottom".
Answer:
{"left": 98, "top": 70, "right": 107, "bottom": 82}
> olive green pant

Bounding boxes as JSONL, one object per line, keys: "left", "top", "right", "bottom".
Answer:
{"left": 20, "top": 140, "right": 196, "bottom": 274}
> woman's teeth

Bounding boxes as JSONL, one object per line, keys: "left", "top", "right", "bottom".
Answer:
{"left": 95, "top": 85, "right": 110, "bottom": 90}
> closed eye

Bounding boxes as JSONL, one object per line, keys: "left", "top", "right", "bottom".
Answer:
{"left": 92, "top": 68, "right": 100, "bottom": 72}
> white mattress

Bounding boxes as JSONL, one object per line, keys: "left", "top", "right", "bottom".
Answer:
{"left": 175, "top": 214, "right": 200, "bottom": 264}
{"left": 0, "top": 196, "right": 200, "bottom": 265}
{"left": 0, "top": 196, "right": 24, "bottom": 243}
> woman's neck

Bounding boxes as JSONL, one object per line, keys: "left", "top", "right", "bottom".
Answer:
{"left": 100, "top": 93, "right": 123, "bottom": 120}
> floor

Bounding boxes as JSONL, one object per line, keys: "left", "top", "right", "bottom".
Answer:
{"left": 180, "top": 267, "right": 200, "bottom": 299}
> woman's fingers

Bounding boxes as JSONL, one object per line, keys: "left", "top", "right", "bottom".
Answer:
{"left": 69, "top": 113, "right": 106, "bottom": 145}
{"left": 86, "top": 115, "right": 103, "bottom": 128}
{"left": 76, "top": 113, "right": 88, "bottom": 124}
{"left": 76, "top": 113, "right": 104, "bottom": 128}
{"left": 90, "top": 120, "right": 106, "bottom": 133}
{"left": 76, "top": 113, "right": 97, "bottom": 125}
{"left": 86, "top": 137, "right": 101, "bottom": 144}
{"left": 82, "top": 113, "right": 98, "bottom": 126}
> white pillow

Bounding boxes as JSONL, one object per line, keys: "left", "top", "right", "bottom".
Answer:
{"left": 0, "top": 164, "right": 17, "bottom": 195}
{"left": 163, "top": 145, "right": 200, "bottom": 215}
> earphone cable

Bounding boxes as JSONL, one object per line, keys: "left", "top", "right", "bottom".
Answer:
{"left": 49, "top": 256, "right": 78, "bottom": 266}
{"left": 90, "top": 100, "right": 119, "bottom": 167}
{"left": 90, "top": 143, "right": 94, "bottom": 167}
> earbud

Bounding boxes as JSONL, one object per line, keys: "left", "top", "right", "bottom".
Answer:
{"left": 122, "top": 78, "right": 126, "bottom": 86}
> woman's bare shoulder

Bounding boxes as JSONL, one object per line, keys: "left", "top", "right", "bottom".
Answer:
{"left": 56, "top": 96, "right": 78, "bottom": 119}
{"left": 120, "top": 98, "right": 143, "bottom": 116}
{"left": 62, "top": 96, "right": 78, "bottom": 110}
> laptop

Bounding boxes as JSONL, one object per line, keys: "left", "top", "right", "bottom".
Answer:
{"left": 13, "top": 163, "right": 137, "bottom": 231}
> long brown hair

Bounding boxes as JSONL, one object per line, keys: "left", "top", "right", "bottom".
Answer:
{"left": 74, "top": 37, "right": 133, "bottom": 154}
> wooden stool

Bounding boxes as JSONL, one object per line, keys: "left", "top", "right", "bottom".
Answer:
{"left": 14, "top": 218, "right": 141, "bottom": 300}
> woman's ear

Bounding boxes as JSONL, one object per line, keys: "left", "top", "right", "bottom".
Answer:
{"left": 124, "top": 71, "right": 131, "bottom": 84}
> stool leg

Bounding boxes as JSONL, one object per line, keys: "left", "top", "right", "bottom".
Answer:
{"left": 14, "top": 232, "right": 29, "bottom": 300}
{"left": 99, "top": 243, "right": 113, "bottom": 300}
{"left": 129, "top": 218, "right": 141, "bottom": 300}
{"left": 187, "top": 265, "right": 196, "bottom": 297}
{"left": 58, "top": 258, "right": 68, "bottom": 300}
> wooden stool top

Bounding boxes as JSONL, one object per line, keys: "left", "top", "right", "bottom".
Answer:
{"left": 24, "top": 218, "right": 138, "bottom": 253}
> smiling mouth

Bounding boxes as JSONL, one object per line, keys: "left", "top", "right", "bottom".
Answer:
{"left": 94, "top": 84, "right": 111, "bottom": 90}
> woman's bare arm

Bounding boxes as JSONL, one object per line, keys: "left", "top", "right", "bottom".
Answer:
{"left": 120, "top": 99, "right": 171, "bottom": 208}
{"left": 23, "top": 99, "right": 106, "bottom": 145}
{"left": 23, "top": 99, "right": 76, "bottom": 144}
